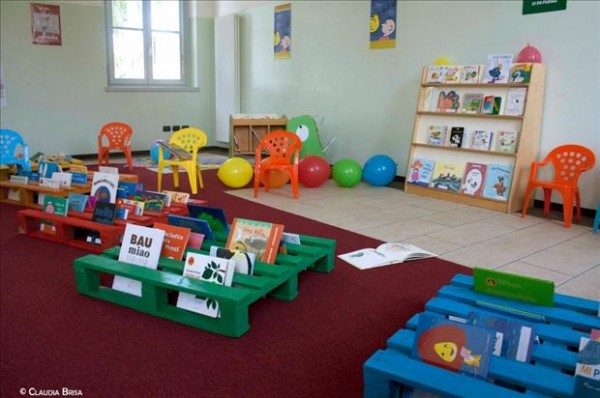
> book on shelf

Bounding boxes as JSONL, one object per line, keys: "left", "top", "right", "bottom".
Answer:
{"left": 117, "top": 181, "right": 143, "bottom": 199}
{"left": 67, "top": 193, "right": 88, "bottom": 213}
{"left": 225, "top": 218, "right": 284, "bottom": 264}
{"left": 112, "top": 224, "right": 166, "bottom": 296}
{"left": 436, "top": 90, "right": 460, "bottom": 113}
{"left": 425, "top": 65, "right": 447, "bottom": 83}
{"left": 10, "top": 175, "right": 28, "bottom": 185}
{"left": 407, "top": 158, "right": 436, "bottom": 187}
{"left": 90, "top": 172, "right": 119, "bottom": 204}
{"left": 167, "top": 214, "right": 215, "bottom": 241}
{"left": 411, "top": 313, "right": 494, "bottom": 379}
{"left": 442, "top": 65, "right": 461, "bottom": 83}
{"left": 473, "top": 267, "right": 555, "bottom": 307}
{"left": 431, "top": 162, "right": 465, "bottom": 192}
{"left": 176, "top": 252, "right": 236, "bottom": 318}
{"left": 493, "top": 130, "right": 518, "bottom": 153}
{"left": 279, "top": 232, "right": 302, "bottom": 254}
{"left": 156, "top": 140, "right": 192, "bottom": 160}
{"left": 460, "top": 162, "right": 487, "bottom": 197}
{"left": 119, "top": 198, "right": 144, "bottom": 216}
{"left": 482, "top": 163, "right": 513, "bottom": 201}
{"left": 186, "top": 232, "right": 205, "bottom": 250}
{"left": 85, "top": 195, "right": 97, "bottom": 212}
{"left": 338, "top": 242, "right": 436, "bottom": 270}
{"left": 68, "top": 164, "right": 88, "bottom": 174}
{"left": 92, "top": 201, "right": 117, "bottom": 225}
{"left": 448, "top": 127, "right": 465, "bottom": 148}
{"left": 70, "top": 172, "right": 88, "bottom": 185}
{"left": 493, "top": 96, "right": 502, "bottom": 115}
{"left": 51, "top": 172, "right": 72, "bottom": 189}
{"left": 481, "top": 95, "right": 495, "bottom": 114}
{"left": 154, "top": 222, "right": 192, "bottom": 261}
{"left": 483, "top": 54, "right": 514, "bottom": 83}
{"left": 426, "top": 125, "right": 448, "bottom": 146}
{"left": 7, "top": 188, "right": 21, "bottom": 201}
{"left": 98, "top": 166, "right": 119, "bottom": 174}
{"left": 38, "top": 161, "right": 61, "bottom": 179}
{"left": 161, "top": 190, "right": 190, "bottom": 204}
{"left": 130, "top": 191, "right": 168, "bottom": 212}
{"left": 461, "top": 93, "right": 484, "bottom": 114}
{"left": 39, "top": 177, "right": 60, "bottom": 190}
{"left": 504, "top": 87, "right": 527, "bottom": 116}
{"left": 459, "top": 64, "right": 481, "bottom": 83}
{"left": 574, "top": 337, "right": 600, "bottom": 398}
{"left": 187, "top": 204, "right": 230, "bottom": 233}
{"left": 509, "top": 63, "right": 532, "bottom": 83}
{"left": 470, "top": 130, "right": 493, "bottom": 150}
{"left": 209, "top": 245, "right": 256, "bottom": 275}
{"left": 40, "top": 195, "right": 68, "bottom": 234}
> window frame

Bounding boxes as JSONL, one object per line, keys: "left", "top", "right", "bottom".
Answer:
{"left": 105, "top": 0, "right": 190, "bottom": 91}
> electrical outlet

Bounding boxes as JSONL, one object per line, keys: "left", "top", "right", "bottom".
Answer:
{"left": 181, "top": 125, "right": 189, "bottom": 129}
{"left": 172, "top": 125, "right": 181, "bottom": 131}
{"left": 162, "top": 125, "right": 171, "bottom": 132}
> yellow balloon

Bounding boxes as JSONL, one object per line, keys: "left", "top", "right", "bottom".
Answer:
{"left": 217, "top": 157, "right": 254, "bottom": 188}
{"left": 434, "top": 57, "right": 451, "bottom": 66}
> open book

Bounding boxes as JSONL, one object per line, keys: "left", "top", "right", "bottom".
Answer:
{"left": 338, "top": 242, "right": 436, "bottom": 270}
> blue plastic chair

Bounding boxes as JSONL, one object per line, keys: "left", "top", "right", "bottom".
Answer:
{"left": 0, "top": 129, "right": 31, "bottom": 172}
{"left": 593, "top": 201, "right": 600, "bottom": 234}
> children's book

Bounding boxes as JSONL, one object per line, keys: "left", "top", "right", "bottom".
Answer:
{"left": 119, "top": 198, "right": 144, "bottom": 216}
{"left": 40, "top": 195, "right": 68, "bottom": 234}
{"left": 39, "top": 178, "right": 60, "bottom": 190}
{"left": 426, "top": 125, "right": 447, "bottom": 146}
{"left": 425, "top": 66, "right": 447, "bottom": 83}
{"left": 482, "top": 164, "right": 513, "bottom": 201}
{"left": 117, "top": 181, "right": 143, "bottom": 199}
{"left": 448, "top": 127, "right": 465, "bottom": 148}
{"left": 67, "top": 193, "right": 88, "bottom": 213}
{"left": 113, "top": 224, "right": 166, "bottom": 297}
{"left": 460, "top": 162, "right": 487, "bottom": 197}
{"left": 68, "top": 164, "right": 88, "bottom": 175}
{"left": 90, "top": 172, "right": 119, "bottom": 204}
{"left": 470, "top": 130, "right": 493, "bottom": 150}
{"left": 131, "top": 190, "right": 167, "bottom": 212}
{"left": 411, "top": 313, "right": 494, "bottom": 379}
{"left": 338, "top": 242, "right": 437, "bottom": 270}
{"left": 8, "top": 189, "right": 21, "bottom": 201}
{"left": 504, "top": 88, "right": 527, "bottom": 116}
{"left": 156, "top": 140, "right": 193, "bottom": 160}
{"left": 161, "top": 190, "right": 190, "bottom": 204}
{"left": 407, "top": 158, "right": 436, "bottom": 187}
{"left": 176, "top": 252, "right": 235, "bottom": 318}
{"left": 85, "top": 195, "right": 97, "bottom": 212}
{"left": 51, "top": 172, "right": 72, "bottom": 188}
{"left": 187, "top": 204, "right": 230, "bottom": 233}
{"left": 493, "top": 131, "right": 518, "bottom": 153}
{"left": 167, "top": 214, "right": 215, "bottom": 241}
{"left": 483, "top": 54, "right": 514, "bottom": 83}
{"left": 481, "top": 95, "right": 495, "bottom": 114}
{"left": 493, "top": 96, "right": 503, "bottom": 115}
{"left": 431, "top": 162, "right": 465, "bottom": 192}
{"left": 209, "top": 245, "right": 256, "bottom": 275}
{"left": 442, "top": 65, "right": 461, "bottom": 83}
{"left": 98, "top": 166, "right": 119, "bottom": 174}
{"left": 509, "top": 63, "right": 532, "bottom": 83}
{"left": 436, "top": 90, "right": 460, "bottom": 113}
{"left": 9, "top": 175, "right": 28, "bottom": 185}
{"left": 186, "top": 232, "right": 205, "bottom": 250}
{"left": 226, "top": 218, "right": 284, "bottom": 264}
{"left": 459, "top": 64, "right": 481, "bottom": 83}
{"left": 574, "top": 337, "right": 600, "bottom": 398}
{"left": 70, "top": 172, "right": 88, "bottom": 185}
{"left": 473, "top": 267, "right": 555, "bottom": 307}
{"left": 461, "top": 93, "right": 484, "bottom": 114}
{"left": 38, "top": 161, "right": 61, "bottom": 179}
{"left": 92, "top": 201, "right": 117, "bottom": 225}
{"left": 154, "top": 222, "right": 192, "bottom": 261}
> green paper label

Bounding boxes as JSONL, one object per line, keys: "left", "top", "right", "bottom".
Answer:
{"left": 523, "top": 0, "right": 567, "bottom": 15}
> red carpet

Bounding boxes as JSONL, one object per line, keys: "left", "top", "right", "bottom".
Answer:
{"left": 0, "top": 167, "right": 470, "bottom": 398}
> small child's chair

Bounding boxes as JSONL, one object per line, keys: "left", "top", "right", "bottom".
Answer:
{"left": 157, "top": 127, "right": 207, "bottom": 194}
{"left": 521, "top": 144, "right": 596, "bottom": 228}
{"left": 253, "top": 130, "right": 303, "bottom": 199}
{"left": 97, "top": 122, "right": 134, "bottom": 170}
{"left": 0, "top": 129, "right": 31, "bottom": 172}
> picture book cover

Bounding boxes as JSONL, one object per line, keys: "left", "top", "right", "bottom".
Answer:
{"left": 186, "top": 232, "right": 205, "bottom": 250}
{"left": 39, "top": 177, "right": 60, "bottom": 190}
{"left": 483, "top": 54, "right": 514, "bottom": 83}
{"left": 338, "top": 242, "right": 436, "bottom": 270}
{"left": 176, "top": 252, "right": 236, "bottom": 318}
{"left": 130, "top": 191, "right": 167, "bottom": 212}
{"left": 473, "top": 267, "right": 555, "bottom": 307}
{"left": 461, "top": 93, "right": 484, "bottom": 114}
{"left": 70, "top": 172, "right": 88, "bottom": 185}
{"left": 494, "top": 131, "right": 518, "bottom": 153}
{"left": 482, "top": 164, "right": 513, "bottom": 201}
{"left": 411, "top": 313, "right": 494, "bottom": 379}
{"left": 67, "top": 193, "right": 88, "bottom": 213}
{"left": 574, "top": 337, "right": 600, "bottom": 398}
{"left": 461, "top": 162, "right": 488, "bottom": 197}
{"left": 51, "top": 172, "right": 72, "bottom": 189}
{"left": 448, "top": 127, "right": 465, "bottom": 148}
{"left": 41, "top": 195, "right": 68, "bottom": 234}
{"left": 460, "top": 64, "right": 481, "bottom": 84}
{"left": 407, "top": 158, "right": 436, "bottom": 186}
{"left": 161, "top": 190, "right": 190, "bottom": 204}
{"left": 493, "top": 96, "right": 502, "bottom": 115}
{"left": 187, "top": 204, "right": 230, "bottom": 233}
{"left": 481, "top": 95, "right": 495, "bottom": 114}
{"left": 209, "top": 245, "right": 256, "bottom": 275}
{"left": 167, "top": 214, "right": 215, "bottom": 241}
{"left": 436, "top": 90, "right": 460, "bottom": 113}
{"left": 68, "top": 164, "right": 88, "bottom": 175}
{"left": 92, "top": 201, "right": 117, "bottom": 225}
{"left": 38, "top": 161, "right": 61, "bottom": 179}
{"left": 119, "top": 198, "right": 144, "bottom": 216}
{"left": 85, "top": 195, "right": 97, "bottom": 212}
{"left": 426, "top": 125, "right": 448, "bottom": 146}
{"left": 117, "top": 181, "right": 143, "bottom": 199}
{"left": 442, "top": 65, "right": 461, "bottom": 83}
{"left": 509, "top": 63, "right": 532, "bottom": 83}
{"left": 431, "top": 162, "right": 465, "bottom": 192}
{"left": 425, "top": 66, "right": 447, "bottom": 83}
{"left": 504, "top": 88, "right": 527, "bottom": 116}
{"left": 470, "top": 130, "right": 493, "bottom": 150}
{"left": 98, "top": 166, "right": 119, "bottom": 174}
{"left": 9, "top": 175, "right": 28, "bottom": 185}
{"left": 154, "top": 222, "right": 191, "bottom": 261}
{"left": 113, "top": 224, "right": 166, "bottom": 297}
{"left": 225, "top": 218, "right": 284, "bottom": 264}
{"left": 468, "top": 312, "right": 535, "bottom": 363}
{"left": 90, "top": 172, "right": 119, "bottom": 204}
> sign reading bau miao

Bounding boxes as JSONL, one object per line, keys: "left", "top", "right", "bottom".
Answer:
{"left": 523, "top": 0, "right": 567, "bottom": 15}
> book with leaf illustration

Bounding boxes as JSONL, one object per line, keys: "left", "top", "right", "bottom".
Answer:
{"left": 338, "top": 242, "right": 436, "bottom": 270}
{"left": 176, "top": 252, "right": 235, "bottom": 318}
{"left": 226, "top": 218, "right": 284, "bottom": 264}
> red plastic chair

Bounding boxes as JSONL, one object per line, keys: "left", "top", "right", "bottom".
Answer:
{"left": 97, "top": 122, "right": 134, "bottom": 170}
{"left": 521, "top": 144, "right": 596, "bottom": 227}
{"left": 253, "top": 131, "right": 302, "bottom": 199}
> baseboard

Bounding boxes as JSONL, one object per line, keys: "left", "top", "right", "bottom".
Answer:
{"left": 533, "top": 199, "right": 596, "bottom": 218}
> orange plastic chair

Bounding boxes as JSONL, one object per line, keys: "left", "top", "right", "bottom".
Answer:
{"left": 97, "top": 122, "right": 134, "bottom": 170}
{"left": 157, "top": 127, "right": 207, "bottom": 194}
{"left": 521, "top": 144, "right": 596, "bottom": 227}
{"left": 253, "top": 131, "right": 303, "bottom": 199}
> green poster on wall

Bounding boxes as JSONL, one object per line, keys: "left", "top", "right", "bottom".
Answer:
{"left": 523, "top": 0, "right": 567, "bottom": 15}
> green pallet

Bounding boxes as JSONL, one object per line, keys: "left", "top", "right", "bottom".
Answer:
{"left": 73, "top": 232, "right": 336, "bottom": 337}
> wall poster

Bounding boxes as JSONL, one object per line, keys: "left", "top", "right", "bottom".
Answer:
{"left": 274, "top": 4, "right": 291, "bottom": 59}
{"left": 370, "top": 0, "right": 397, "bottom": 49}
{"left": 30, "top": 3, "right": 62, "bottom": 46}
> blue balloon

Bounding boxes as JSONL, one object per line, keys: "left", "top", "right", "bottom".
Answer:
{"left": 362, "top": 155, "right": 397, "bottom": 186}
{"left": 150, "top": 141, "right": 170, "bottom": 164}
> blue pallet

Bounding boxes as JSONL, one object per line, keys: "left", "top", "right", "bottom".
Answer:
{"left": 363, "top": 274, "right": 600, "bottom": 398}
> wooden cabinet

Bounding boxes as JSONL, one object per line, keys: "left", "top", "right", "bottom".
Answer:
{"left": 405, "top": 64, "right": 546, "bottom": 213}
{"left": 229, "top": 115, "right": 288, "bottom": 156}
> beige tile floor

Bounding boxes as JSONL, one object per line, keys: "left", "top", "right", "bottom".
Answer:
{"left": 226, "top": 180, "right": 600, "bottom": 302}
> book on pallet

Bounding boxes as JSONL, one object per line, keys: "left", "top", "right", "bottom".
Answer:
{"left": 167, "top": 214, "right": 215, "bottom": 241}
{"left": 67, "top": 193, "right": 88, "bottom": 213}
{"left": 176, "top": 252, "right": 236, "bottom": 318}
{"left": 40, "top": 195, "right": 68, "bottom": 234}
{"left": 338, "top": 242, "right": 436, "bottom": 270}
{"left": 154, "top": 222, "right": 191, "bottom": 261}
{"left": 88, "top": 202, "right": 117, "bottom": 244}
{"left": 209, "top": 245, "right": 256, "bottom": 275}
{"left": 473, "top": 267, "right": 554, "bottom": 307}
{"left": 574, "top": 337, "right": 600, "bottom": 398}
{"left": 113, "top": 224, "right": 166, "bottom": 297}
{"left": 90, "top": 172, "right": 119, "bottom": 204}
{"left": 187, "top": 204, "right": 230, "bottom": 233}
{"left": 225, "top": 218, "right": 284, "bottom": 264}
{"left": 161, "top": 190, "right": 190, "bottom": 204}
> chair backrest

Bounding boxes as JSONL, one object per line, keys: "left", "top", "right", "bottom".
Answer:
{"left": 544, "top": 144, "right": 596, "bottom": 187}
{"left": 257, "top": 131, "right": 302, "bottom": 166}
{"left": 98, "top": 122, "right": 133, "bottom": 148}
{"left": 169, "top": 128, "right": 207, "bottom": 156}
{"left": 0, "top": 129, "right": 29, "bottom": 165}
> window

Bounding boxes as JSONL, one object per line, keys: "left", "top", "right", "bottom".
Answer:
{"left": 105, "top": 0, "right": 188, "bottom": 89}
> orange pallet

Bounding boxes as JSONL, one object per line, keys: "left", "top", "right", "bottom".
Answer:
{"left": 0, "top": 180, "right": 90, "bottom": 208}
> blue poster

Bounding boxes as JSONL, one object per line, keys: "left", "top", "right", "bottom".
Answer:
{"left": 274, "top": 4, "right": 291, "bottom": 59}
{"left": 370, "top": 0, "right": 397, "bottom": 49}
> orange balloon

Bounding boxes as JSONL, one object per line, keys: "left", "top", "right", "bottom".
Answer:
{"left": 260, "top": 158, "right": 290, "bottom": 188}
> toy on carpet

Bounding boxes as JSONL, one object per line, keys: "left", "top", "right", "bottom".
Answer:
{"left": 362, "top": 154, "right": 397, "bottom": 186}
{"left": 298, "top": 155, "right": 330, "bottom": 188}
{"left": 287, "top": 115, "right": 335, "bottom": 159}
{"left": 332, "top": 158, "right": 362, "bottom": 188}
{"left": 217, "top": 157, "right": 253, "bottom": 188}
{"left": 260, "top": 158, "right": 290, "bottom": 188}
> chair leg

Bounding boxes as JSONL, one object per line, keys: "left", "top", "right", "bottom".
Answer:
{"left": 521, "top": 186, "right": 535, "bottom": 218}
{"left": 291, "top": 170, "right": 299, "bottom": 199}
{"left": 196, "top": 165, "right": 204, "bottom": 189}
{"left": 253, "top": 168, "right": 260, "bottom": 198}
{"left": 561, "top": 188, "right": 573, "bottom": 228}
{"left": 543, "top": 188, "right": 552, "bottom": 216}
{"left": 574, "top": 191, "right": 582, "bottom": 222}
{"left": 172, "top": 165, "right": 179, "bottom": 188}
{"left": 124, "top": 149, "right": 133, "bottom": 170}
{"left": 186, "top": 164, "right": 197, "bottom": 194}
{"left": 157, "top": 162, "right": 164, "bottom": 191}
